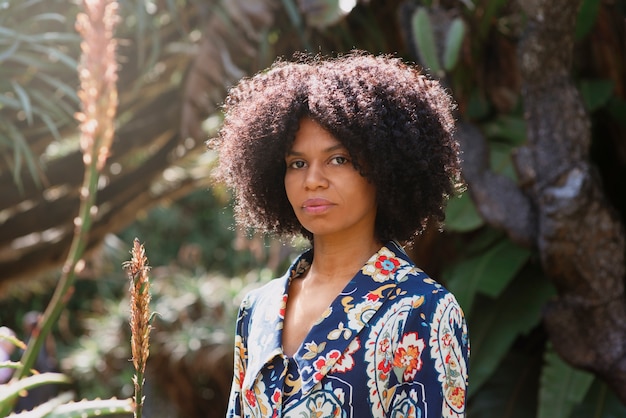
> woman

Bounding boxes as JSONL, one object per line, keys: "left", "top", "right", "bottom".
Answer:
{"left": 214, "top": 51, "right": 469, "bottom": 418}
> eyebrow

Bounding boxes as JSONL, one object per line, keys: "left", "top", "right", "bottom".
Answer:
{"left": 286, "top": 144, "right": 346, "bottom": 156}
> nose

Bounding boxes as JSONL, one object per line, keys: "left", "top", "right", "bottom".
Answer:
{"left": 304, "top": 162, "right": 329, "bottom": 190}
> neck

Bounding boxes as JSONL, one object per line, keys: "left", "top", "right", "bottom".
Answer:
{"left": 308, "top": 234, "right": 383, "bottom": 284}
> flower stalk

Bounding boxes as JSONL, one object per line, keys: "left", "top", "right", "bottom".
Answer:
{"left": 10, "top": 0, "right": 119, "bottom": 401}
{"left": 124, "top": 238, "right": 153, "bottom": 418}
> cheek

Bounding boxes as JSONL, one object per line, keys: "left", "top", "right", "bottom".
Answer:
{"left": 284, "top": 175, "right": 298, "bottom": 207}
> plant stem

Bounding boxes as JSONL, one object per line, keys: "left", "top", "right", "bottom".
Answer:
{"left": 0, "top": 1, "right": 119, "bottom": 415}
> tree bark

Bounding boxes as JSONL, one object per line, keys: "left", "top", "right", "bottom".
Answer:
{"left": 462, "top": 0, "right": 626, "bottom": 401}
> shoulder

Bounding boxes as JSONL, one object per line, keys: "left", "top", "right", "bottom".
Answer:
{"left": 241, "top": 249, "right": 312, "bottom": 309}
{"left": 379, "top": 241, "right": 465, "bottom": 320}
{"left": 380, "top": 241, "right": 457, "bottom": 299}
{"left": 240, "top": 275, "right": 286, "bottom": 311}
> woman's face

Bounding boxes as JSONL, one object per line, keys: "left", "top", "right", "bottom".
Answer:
{"left": 284, "top": 118, "right": 377, "bottom": 242}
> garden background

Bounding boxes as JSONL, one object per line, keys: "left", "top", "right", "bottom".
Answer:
{"left": 1, "top": 0, "right": 625, "bottom": 417}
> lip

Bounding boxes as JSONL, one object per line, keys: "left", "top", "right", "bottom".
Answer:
{"left": 302, "top": 198, "right": 334, "bottom": 214}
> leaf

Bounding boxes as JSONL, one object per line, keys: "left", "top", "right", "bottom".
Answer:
{"left": 11, "top": 80, "right": 34, "bottom": 125}
{"left": 296, "top": 0, "right": 350, "bottom": 28}
{"left": 280, "top": 0, "right": 303, "bottom": 27}
{"left": 0, "top": 372, "right": 71, "bottom": 404}
{"left": 31, "top": 43, "right": 79, "bottom": 68}
{"left": 8, "top": 391, "right": 74, "bottom": 417}
{"left": 538, "top": 343, "right": 595, "bottom": 418}
{"left": 468, "top": 350, "right": 540, "bottom": 417}
{"left": 579, "top": 79, "right": 615, "bottom": 112}
{"left": 466, "top": 266, "right": 555, "bottom": 395}
{"left": 477, "top": 0, "right": 508, "bottom": 40}
{"left": 4, "top": 121, "right": 43, "bottom": 190}
{"left": 482, "top": 115, "right": 527, "bottom": 145}
{"left": 278, "top": 0, "right": 312, "bottom": 50}
{"left": 9, "top": 394, "right": 134, "bottom": 418}
{"left": 475, "top": 239, "right": 530, "bottom": 297}
{"left": 466, "top": 90, "right": 491, "bottom": 120}
{"left": 34, "top": 71, "right": 80, "bottom": 105}
{"left": 444, "top": 191, "right": 484, "bottom": 233}
{"left": 30, "top": 88, "right": 75, "bottom": 121}
{"left": 490, "top": 141, "right": 518, "bottom": 180}
{"left": 0, "top": 38, "right": 20, "bottom": 62}
{"left": 444, "top": 236, "right": 530, "bottom": 312}
{"left": 443, "top": 17, "right": 465, "bottom": 71}
{"left": 570, "top": 380, "right": 626, "bottom": 418}
{"left": 575, "top": 0, "right": 601, "bottom": 40}
{"left": 30, "top": 12, "right": 67, "bottom": 24}
{"left": 45, "top": 397, "right": 134, "bottom": 418}
{"left": 411, "top": 7, "right": 442, "bottom": 75}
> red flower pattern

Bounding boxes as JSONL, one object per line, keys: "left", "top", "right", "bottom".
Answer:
{"left": 374, "top": 255, "right": 400, "bottom": 275}
{"left": 245, "top": 389, "right": 256, "bottom": 407}
{"left": 279, "top": 294, "right": 288, "bottom": 318}
{"left": 378, "top": 359, "right": 392, "bottom": 377}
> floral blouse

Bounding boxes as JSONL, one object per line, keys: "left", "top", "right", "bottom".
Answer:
{"left": 227, "top": 241, "right": 469, "bottom": 418}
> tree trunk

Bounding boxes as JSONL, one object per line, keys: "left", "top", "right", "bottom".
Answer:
{"left": 460, "top": 0, "right": 626, "bottom": 402}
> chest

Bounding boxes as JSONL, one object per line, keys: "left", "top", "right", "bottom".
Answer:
{"left": 281, "top": 277, "right": 349, "bottom": 357}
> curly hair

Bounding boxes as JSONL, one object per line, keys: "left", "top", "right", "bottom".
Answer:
{"left": 212, "top": 51, "right": 461, "bottom": 243}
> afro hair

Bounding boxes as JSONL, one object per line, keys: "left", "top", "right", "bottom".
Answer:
{"left": 212, "top": 50, "right": 462, "bottom": 243}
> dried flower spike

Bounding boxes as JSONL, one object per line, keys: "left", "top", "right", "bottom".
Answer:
{"left": 124, "top": 237, "right": 152, "bottom": 417}
{"left": 75, "top": 0, "right": 119, "bottom": 171}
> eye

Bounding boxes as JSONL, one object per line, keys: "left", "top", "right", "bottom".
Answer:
{"left": 287, "top": 160, "right": 306, "bottom": 169}
{"left": 330, "top": 155, "right": 349, "bottom": 165}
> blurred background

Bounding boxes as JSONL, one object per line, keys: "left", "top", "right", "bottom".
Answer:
{"left": 0, "top": 0, "right": 625, "bottom": 417}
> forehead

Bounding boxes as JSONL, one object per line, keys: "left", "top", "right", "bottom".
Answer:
{"left": 290, "top": 118, "right": 343, "bottom": 148}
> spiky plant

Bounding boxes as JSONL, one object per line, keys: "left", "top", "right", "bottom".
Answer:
{"left": 123, "top": 238, "right": 153, "bottom": 418}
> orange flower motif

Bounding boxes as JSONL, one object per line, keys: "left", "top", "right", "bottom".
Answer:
{"left": 392, "top": 332, "right": 424, "bottom": 381}
{"left": 447, "top": 386, "right": 466, "bottom": 409}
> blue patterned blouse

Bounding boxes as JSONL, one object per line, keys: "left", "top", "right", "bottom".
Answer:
{"left": 227, "top": 241, "right": 469, "bottom": 417}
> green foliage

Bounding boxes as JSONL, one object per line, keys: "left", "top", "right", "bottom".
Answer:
{"left": 3, "top": 0, "right": 625, "bottom": 416}
{"left": 579, "top": 79, "right": 615, "bottom": 112}
{"left": 575, "top": 0, "right": 602, "bottom": 40}
{"left": 538, "top": 344, "right": 595, "bottom": 418}
{"left": 467, "top": 350, "right": 540, "bottom": 418}
{"left": 448, "top": 247, "right": 555, "bottom": 396}
{"left": 482, "top": 115, "right": 527, "bottom": 147}
{"left": 0, "top": 0, "right": 80, "bottom": 189}
{"left": 10, "top": 395, "right": 133, "bottom": 418}
{"left": 118, "top": 189, "right": 266, "bottom": 277}
{"left": 442, "top": 17, "right": 465, "bottom": 71}
{"left": 411, "top": 7, "right": 442, "bottom": 76}
{"left": 0, "top": 373, "right": 70, "bottom": 404}
{"left": 0, "top": 363, "right": 132, "bottom": 417}
{"left": 62, "top": 266, "right": 265, "bottom": 402}
{"left": 571, "top": 380, "right": 626, "bottom": 418}
{"left": 444, "top": 191, "right": 485, "bottom": 232}
{"left": 444, "top": 233, "right": 531, "bottom": 312}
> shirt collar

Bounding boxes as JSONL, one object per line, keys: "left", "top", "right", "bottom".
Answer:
{"left": 245, "top": 241, "right": 417, "bottom": 395}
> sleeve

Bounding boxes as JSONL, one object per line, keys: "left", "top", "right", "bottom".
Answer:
{"left": 226, "top": 296, "right": 251, "bottom": 418}
{"left": 387, "top": 291, "right": 470, "bottom": 418}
